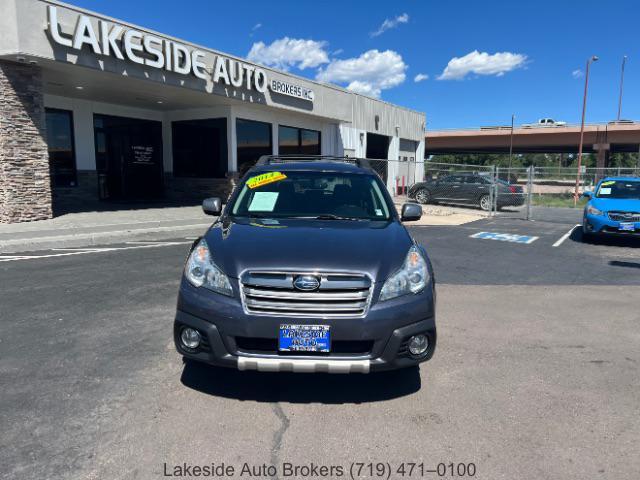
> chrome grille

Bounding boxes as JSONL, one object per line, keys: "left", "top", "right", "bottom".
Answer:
{"left": 608, "top": 211, "right": 640, "bottom": 222}
{"left": 240, "top": 271, "right": 372, "bottom": 317}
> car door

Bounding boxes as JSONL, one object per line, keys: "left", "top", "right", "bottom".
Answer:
{"left": 462, "top": 175, "right": 489, "bottom": 203}
{"left": 432, "top": 175, "right": 465, "bottom": 202}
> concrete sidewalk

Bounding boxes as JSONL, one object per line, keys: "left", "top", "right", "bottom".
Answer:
{"left": 0, "top": 206, "right": 213, "bottom": 253}
{"left": 0, "top": 203, "right": 484, "bottom": 253}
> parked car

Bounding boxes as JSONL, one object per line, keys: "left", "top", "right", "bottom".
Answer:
{"left": 582, "top": 177, "right": 640, "bottom": 238}
{"left": 408, "top": 173, "right": 525, "bottom": 211}
{"left": 522, "top": 118, "right": 567, "bottom": 128}
{"left": 174, "top": 156, "right": 436, "bottom": 373}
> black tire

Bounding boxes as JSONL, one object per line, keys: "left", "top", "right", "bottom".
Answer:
{"left": 415, "top": 188, "right": 431, "bottom": 205}
{"left": 479, "top": 194, "right": 491, "bottom": 212}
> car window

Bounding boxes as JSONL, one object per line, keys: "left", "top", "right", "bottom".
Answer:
{"left": 230, "top": 171, "right": 392, "bottom": 220}
{"left": 596, "top": 180, "right": 640, "bottom": 199}
{"left": 442, "top": 175, "right": 464, "bottom": 183}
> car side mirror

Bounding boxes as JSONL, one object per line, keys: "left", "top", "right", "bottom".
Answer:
{"left": 582, "top": 191, "right": 593, "bottom": 199}
{"left": 401, "top": 203, "right": 422, "bottom": 222}
{"left": 202, "top": 197, "right": 222, "bottom": 216}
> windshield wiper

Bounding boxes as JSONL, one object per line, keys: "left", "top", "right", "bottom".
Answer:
{"left": 240, "top": 213, "right": 372, "bottom": 221}
{"left": 312, "top": 214, "right": 367, "bottom": 221}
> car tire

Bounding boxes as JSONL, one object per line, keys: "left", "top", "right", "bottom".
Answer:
{"left": 479, "top": 194, "right": 491, "bottom": 212}
{"left": 582, "top": 224, "right": 594, "bottom": 243}
{"left": 415, "top": 188, "right": 431, "bottom": 205}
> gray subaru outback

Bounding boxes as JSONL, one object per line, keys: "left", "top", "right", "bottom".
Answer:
{"left": 174, "top": 156, "right": 436, "bottom": 373}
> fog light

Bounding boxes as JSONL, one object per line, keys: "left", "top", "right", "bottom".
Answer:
{"left": 408, "top": 334, "right": 429, "bottom": 356}
{"left": 180, "top": 328, "right": 201, "bottom": 349}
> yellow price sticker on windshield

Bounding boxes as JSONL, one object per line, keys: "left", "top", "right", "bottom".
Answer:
{"left": 601, "top": 181, "right": 616, "bottom": 186}
{"left": 246, "top": 172, "right": 287, "bottom": 189}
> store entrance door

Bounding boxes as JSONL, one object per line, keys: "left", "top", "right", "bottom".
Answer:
{"left": 94, "top": 115, "right": 163, "bottom": 201}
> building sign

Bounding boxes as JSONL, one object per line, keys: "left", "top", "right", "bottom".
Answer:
{"left": 131, "top": 145, "right": 154, "bottom": 165}
{"left": 45, "top": 5, "right": 299, "bottom": 97}
{"left": 269, "top": 79, "right": 315, "bottom": 102}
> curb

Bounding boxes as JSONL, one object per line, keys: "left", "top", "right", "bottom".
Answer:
{"left": 0, "top": 223, "right": 212, "bottom": 254}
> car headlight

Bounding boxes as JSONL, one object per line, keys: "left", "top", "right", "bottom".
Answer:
{"left": 379, "top": 245, "right": 430, "bottom": 302}
{"left": 185, "top": 239, "right": 233, "bottom": 296}
{"left": 587, "top": 205, "right": 604, "bottom": 216}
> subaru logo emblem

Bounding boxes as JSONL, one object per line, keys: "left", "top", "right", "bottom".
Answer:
{"left": 293, "top": 275, "right": 320, "bottom": 291}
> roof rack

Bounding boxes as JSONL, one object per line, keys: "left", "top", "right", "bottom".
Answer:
{"left": 256, "top": 155, "right": 372, "bottom": 170}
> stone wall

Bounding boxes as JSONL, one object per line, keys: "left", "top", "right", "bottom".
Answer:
{"left": 0, "top": 60, "right": 52, "bottom": 223}
{"left": 50, "top": 172, "right": 235, "bottom": 212}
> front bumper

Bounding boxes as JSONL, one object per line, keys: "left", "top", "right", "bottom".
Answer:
{"left": 584, "top": 213, "right": 640, "bottom": 235}
{"left": 174, "top": 279, "right": 436, "bottom": 373}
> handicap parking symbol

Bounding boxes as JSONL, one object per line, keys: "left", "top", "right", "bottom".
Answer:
{"left": 470, "top": 231, "right": 539, "bottom": 244}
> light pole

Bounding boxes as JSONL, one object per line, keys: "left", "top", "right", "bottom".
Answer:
{"left": 507, "top": 114, "right": 515, "bottom": 181}
{"left": 617, "top": 55, "right": 627, "bottom": 121}
{"left": 574, "top": 55, "right": 598, "bottom": 205}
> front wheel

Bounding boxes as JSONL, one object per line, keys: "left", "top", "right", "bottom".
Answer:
{"left": 479, "top": 194, "right": 492, "bottom": 212}
{"left": 582, "top": 223, "right": 594, "bottom": 242}
{"left": 415, "top": 188, "right": 431, "bottom": 205}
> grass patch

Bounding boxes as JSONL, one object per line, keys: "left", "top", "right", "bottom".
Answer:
{"left": 531, "top": 194, "right": 588, "bottom": 208}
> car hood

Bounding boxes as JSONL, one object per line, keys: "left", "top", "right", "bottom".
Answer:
{"left": 590, "top": 197, "right": 640, "bottom": 212}
{"left": 203, "top": 217, "right": 414, "bottom": 281}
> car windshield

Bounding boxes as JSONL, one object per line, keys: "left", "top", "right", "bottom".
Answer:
{"left": 230, "top": 170, "right": 392, "bottom": 220}
{"left": 596, "top": 180, "right": 640, "bottom": 199}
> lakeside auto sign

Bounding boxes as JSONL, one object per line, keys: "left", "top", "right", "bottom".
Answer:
{"left": 46, "top": 5, "right": 314, "bottom": 102}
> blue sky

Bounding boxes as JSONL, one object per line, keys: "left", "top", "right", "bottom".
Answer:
{"left": 71, "top": 0, "right": 639, "bottom": 129}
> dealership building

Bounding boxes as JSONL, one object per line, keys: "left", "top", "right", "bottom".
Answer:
{"left": 0, "top": 0, "right": 425, "bottom": 223}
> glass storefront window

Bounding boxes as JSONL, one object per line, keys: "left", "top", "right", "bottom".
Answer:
{"left": 300, "top": 129, "right": 321, "bottom": 155}
{"left": 278, "top": 125, "right": 321, "bottom": 156}
{"left": 278, "top": 126, "right": 300, "bottom": 155}
{"left": 45, "top": 108, "right": 77, "bottom": 187}
{"left": 172, "top": 118, "right": 227, "bottom": 178}
{"left": 236, "top": 118, "right": 272, "bottom": 176}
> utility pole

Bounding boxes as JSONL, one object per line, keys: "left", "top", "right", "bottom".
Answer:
{"left": 617, "top": 55, "right": 627, "bottom": 121}
{"left": 574, "top": 55, "right": 598, "bottom": 205}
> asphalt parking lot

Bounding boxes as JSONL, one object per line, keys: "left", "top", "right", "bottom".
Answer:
{"left": 1, "top": 215, "right": 639, "bottom": 480}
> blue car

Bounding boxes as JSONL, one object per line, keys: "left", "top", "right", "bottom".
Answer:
{"left": 583, "top": 177, "right": 640, "bottom": 238}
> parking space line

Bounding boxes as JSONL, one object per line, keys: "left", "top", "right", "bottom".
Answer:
{"left": 552, "top": 224, "right": 580, "bottom": 247}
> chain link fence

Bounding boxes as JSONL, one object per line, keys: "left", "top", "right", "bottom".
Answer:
{"left": 349, "top": 158, "right": 640, "bottom": 221}
{"left": 365, "top": 158, "right": 422, "bottom": 199}
{"left": 391, "top": 160, "right": 640, "bottom": 221}
{"left": 519, "top": 166, "right": 640, "bottom": 221}
{"left": 400, "top": 161, "right": 496, "bottom": 211}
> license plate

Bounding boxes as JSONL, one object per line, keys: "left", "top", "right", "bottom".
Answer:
{"left": 619, "top": 222, "right": 635, "bottom": 231}
{"left": 278, "top": 324, "right": 330, "bottom": 352}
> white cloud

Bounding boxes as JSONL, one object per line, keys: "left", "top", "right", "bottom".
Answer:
{"left": 332, "top": 48, "right": 344, "bottom": 56}
{"left": 249, "top": 23, "right": 262, "bottom": 37}
{"left": 438, "top": 50, "right": 527, "bottom": 80}
{"left": 572, "top": 69, "right": 584, "bottom": 79}
{"left": 247, "top": 37, "right": 329, "bottom": 70}
{"left": 414, "top": 73, "right": 429, "bottom": 82}
{"left": 316, "top": 49, "right": 407, "bottom": 98}
{"left": 370, "top": 13, "right": 409, "bottom": 37}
